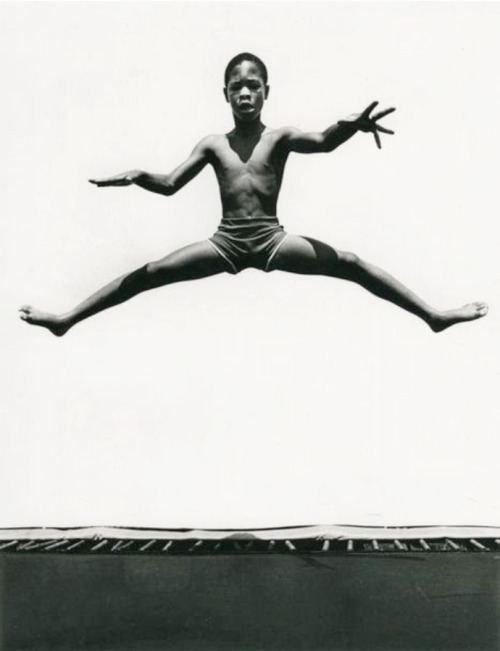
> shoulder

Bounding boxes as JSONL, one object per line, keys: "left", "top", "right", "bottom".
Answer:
{"left": 268, "top": 126, "right": 301, "bottom": 140}
{"left": 193, "top": 134, "right": 222, "bottom": 153}
{"left": 268, "top": 126, "right": 304, "bottom": 148}
{"left": 189, "top": 135, "right": 223, "bottom": 156}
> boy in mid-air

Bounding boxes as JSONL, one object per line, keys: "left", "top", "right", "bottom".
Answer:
{"left": 20, "top": 53, "right": 487, "bottom": 335}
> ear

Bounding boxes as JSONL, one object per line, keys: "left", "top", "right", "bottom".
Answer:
{"left": 223, "top": 87, "right": 229, "bottom": 102}
{"left": 264, "top": 85, "right": 270, "bottom": 100}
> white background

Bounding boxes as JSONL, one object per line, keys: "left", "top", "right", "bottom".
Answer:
{"left": 2, "top": 1, "right": 499, "bottom": 529}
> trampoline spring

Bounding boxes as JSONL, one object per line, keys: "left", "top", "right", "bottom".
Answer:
{"left": 116, "top": 540, "right": 135, "bottom": 552}
{"left": 394, "top": 539, "right": 406, "bottom": 551}
{"left": 347, "top": 540, "right": 354, "bottom": 552}
{"left": 470, "top": 539, "right": 488, "bottom": 551}
{"left": 494, "top": 539, "right": 500, "bottom": 547}
{"left": 43, "top": 539, "right": 72, "bottom": 551}
{"left": 213, "top": 542, "right": 222, "bottom": 551}
{"left": 446, "top": 539, "right": 460, "bottom": 551}
{"left": 16, "top": 540, "right": 37, "bottom": 552}
{"left": 111, "top": 540, "right": 125, "bottom": 551}
{"left": 17, "top": 540, "right": 44, "bottom": 551}
{"left": 139, "top": 539, "right": 157, "bottom": 552}
{"left": 22, "top": 539, "right": 58, "bottom": 551}
{"left": 419, "top": 539, "right": 430, "bottom": 551}
{"left": 285, "top": 540, "right": 296, "bottom": 552}
{"left": 162, "top": 541, "right": 173, "bottom": 552}
{"left": 268, "top": 540, "right": 276, "bottom": 551}
{"left": 90, "top": 540, "right": 109, "bottom": 552}
{"left": 0, "top": 540, "right": 19, "bottom": 550}
{"left": 372, "top": 540, "right": 380, "bottom": 552}
{"left": 322, "top": 540, "right": 330, "bottom": 552}
{"left": 189, "top": 540, "right": 204, "bottom": 553}
{"left": 65, "top": 540, "right": 86, "bottom": 551}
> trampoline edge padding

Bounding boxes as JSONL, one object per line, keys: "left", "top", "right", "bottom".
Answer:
{"left": 2, "top": 523, "right": 500, "bottom": 542}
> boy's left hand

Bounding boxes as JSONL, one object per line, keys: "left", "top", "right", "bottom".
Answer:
{"left": 339, "top": 102, "right": 396, "bottom": 149}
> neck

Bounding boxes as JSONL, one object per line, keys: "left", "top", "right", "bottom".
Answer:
{"left": 232, "top": 117, "right": 265, "bottom": 137}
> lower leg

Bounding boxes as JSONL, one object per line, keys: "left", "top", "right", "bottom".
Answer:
{"left": 339, "top": 254, "right": 488, "bottom": 332}
{"left": 271, "top": 236, "right": 488, "bottom": 332}
{"left": 20, "top": 240, "right": 228, "bottom": 336}
{"left": 19, "top": 265, "right": 157, "bottom": 336}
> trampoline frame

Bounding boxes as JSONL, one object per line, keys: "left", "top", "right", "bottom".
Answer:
{"left": 1, "top": 525, "right": 499, "bottom": 555}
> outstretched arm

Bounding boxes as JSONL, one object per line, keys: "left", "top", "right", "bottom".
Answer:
{"left": 285, "top": 101, "right": 395, "bottom": 154}
{"left": 88, "top": 136, "right": 214, "bottom": 195}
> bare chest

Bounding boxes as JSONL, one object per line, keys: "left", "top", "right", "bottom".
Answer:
{"left": 213, "top": 133, "right": 284, "bottom": 177}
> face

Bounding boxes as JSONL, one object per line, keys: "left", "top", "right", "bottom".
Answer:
{"left": 224, "top": 61, "right": 269, "bottom": 121}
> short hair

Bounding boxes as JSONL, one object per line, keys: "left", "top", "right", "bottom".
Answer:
{"left": 224, "top": 53, "right": 268, "bottom": 86}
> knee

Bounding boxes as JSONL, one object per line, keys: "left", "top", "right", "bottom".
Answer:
{"left": 146, "top": 261, "right": 161, "bottom": 276}
{"left": 338, "top": 252, "right": 366, "bottom": 276}
{"left": 339, "top": 251, "right": 361, "bottom": 267}
{"left": 146, "top": 260, "right": 173, "bottom": 281}
{"left": 146, "top": 259, "right": 182, "bottom": 285}
{"left": 118, "top": 264, "right": 152, "bottom": 297}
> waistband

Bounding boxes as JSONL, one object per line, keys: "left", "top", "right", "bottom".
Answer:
{"left": 216, "top": 216, "right": 281, "bottom": 233}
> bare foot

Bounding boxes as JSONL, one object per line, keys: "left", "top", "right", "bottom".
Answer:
{"left": 19, "top": 306, "right": 70, "bottom": 337}
{"left": 429, "top": 302, "right": 489, "bottom": 333}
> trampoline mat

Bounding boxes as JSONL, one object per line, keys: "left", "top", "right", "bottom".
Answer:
{"left": 2, "top": 541, "right": 499, "bottom": 651}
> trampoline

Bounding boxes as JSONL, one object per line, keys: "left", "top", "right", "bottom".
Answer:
{"left": 1, "top": 524, "right": 499, "bottom": 651}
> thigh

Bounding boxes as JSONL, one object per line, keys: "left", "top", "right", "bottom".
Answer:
{"left": 270, "top": 235, "right": 341, "bottom": 275}
{"left": 149, "top": 240, "right": 229, "bottom": 282}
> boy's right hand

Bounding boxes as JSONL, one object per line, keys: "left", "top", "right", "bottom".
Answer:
{"left": 88, "top": 170, "right": 142, "bottom": 187}
{"left": 339, "top": 102, "right": 395, "bottom": 149}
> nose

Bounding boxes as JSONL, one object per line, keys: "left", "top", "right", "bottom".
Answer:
{"left": 239, "top": 85, "right": 251, "bottom": 99}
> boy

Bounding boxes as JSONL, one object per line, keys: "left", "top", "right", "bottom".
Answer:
{"left": 20, "top": 53, "right": 487, "bottom": 335}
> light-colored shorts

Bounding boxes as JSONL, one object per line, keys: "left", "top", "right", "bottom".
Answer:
{"left": 208, "top": 216, "right": 289, "bottom": 274}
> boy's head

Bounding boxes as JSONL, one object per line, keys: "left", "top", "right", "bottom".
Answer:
{"left": 224, "top": 53, "right": 269, "bottom": 122}
{"left": 224, "top": 53, "right": 268, "bottom": 87}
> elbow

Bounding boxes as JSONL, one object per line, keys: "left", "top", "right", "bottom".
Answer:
{"left": 130, "top": 169, "right": 146, "bottom": 182}
{"left": 319, "top": 133, "right": 337, "bottom": 153}
{"left": 136, "top": 172, "right": 176, "bottom": 196}
{"left": 323, "top": 142, "right": 339, "bottom": 153}
{"left": 322, "top": 131, "right": 348, "bottom": 153}
{"left": 162, "top": 179, "right": 177, "bottom": 196}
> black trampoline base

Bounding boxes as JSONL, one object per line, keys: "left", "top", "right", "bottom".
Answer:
{"left": 1, "top": 550, "right": 499, "bottom": 651}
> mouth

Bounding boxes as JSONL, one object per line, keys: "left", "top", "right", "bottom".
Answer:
{"left": 238, "top": 102, "right": 253, "bottom": 110}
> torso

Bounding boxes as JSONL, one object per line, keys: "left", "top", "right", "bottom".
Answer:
{"left": 207, "top": 127, "right": 290, "bottom": 220}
